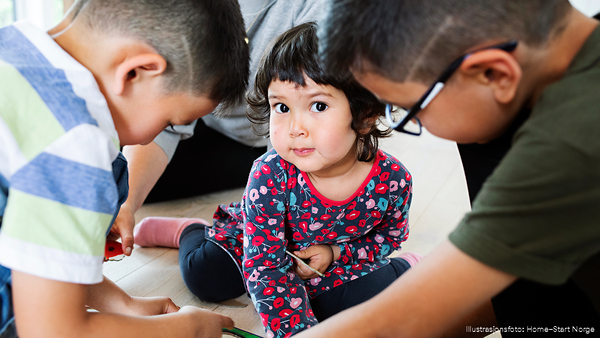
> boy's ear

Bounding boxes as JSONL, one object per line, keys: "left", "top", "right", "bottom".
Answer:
{"left": 113, "top": 53, "right": 167, "bottom": 96}
{"left": 458, "top": 49, "right": 522, "bottom": 104}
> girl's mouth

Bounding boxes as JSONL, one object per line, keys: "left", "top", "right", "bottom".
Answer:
{"left": 293, "top": 148, "right": 314, "bottom": 156}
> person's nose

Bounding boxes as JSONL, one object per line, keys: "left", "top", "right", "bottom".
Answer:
{"left": 289, "top": 112, "right": 308, "bottom": 138}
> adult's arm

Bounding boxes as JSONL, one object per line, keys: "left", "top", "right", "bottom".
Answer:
{"left": 293, "top": 240, "right": 516, "bottom": 338}
{"left": 12, "top": 270, "right": 233, "bottom": 338}
{"left": 109, "top": 142, "right": 169, "bottom": 255}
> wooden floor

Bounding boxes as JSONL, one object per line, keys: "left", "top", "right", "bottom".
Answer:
{"left": 103, "top": 129, "right": 502, "bottom": 337}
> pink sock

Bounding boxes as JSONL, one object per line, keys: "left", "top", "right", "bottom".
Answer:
{"left": 398, "top": 252, "right": 424, "bottom": 267}
{"left": 133, "top": 217, "right": 210, "bottom": 248}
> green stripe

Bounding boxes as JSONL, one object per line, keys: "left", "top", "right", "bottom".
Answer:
{"left": 3, "top": 189, "right": 112, "bottom": 256}
{"left": 0, "top": 60, "right": 65, "bottom": 160}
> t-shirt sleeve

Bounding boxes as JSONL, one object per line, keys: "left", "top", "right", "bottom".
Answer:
{"left": 152, "top": 120, "right": 197, "bottom": 162}
{"left": 0, "top": 126, "right": 119, "bottom": 284}
{"left": 243, "top": 155, "right": 318, "bottom": 337}
{"left": 449, "top": 127, "right": 600, "bottom": 284}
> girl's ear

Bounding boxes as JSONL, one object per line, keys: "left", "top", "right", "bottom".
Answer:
{"left": 458, "top": 49, "right": 522, "bottom": 104}
{"left": 113, "top": 53, "right": 167, "bottom": 96}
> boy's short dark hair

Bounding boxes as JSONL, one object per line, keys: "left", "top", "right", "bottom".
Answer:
{"left": 72, "top": 0, "right": 249, "bottom": 107}
{"left": 319, "top": 0, "right": 571, "bottom": 83}
{"left": 247, "top": 22, "right": 390, "bottom": 162}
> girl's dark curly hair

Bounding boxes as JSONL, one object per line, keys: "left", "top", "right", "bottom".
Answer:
{"left": 247, "top": 22, "right": 391, "bottom": 162}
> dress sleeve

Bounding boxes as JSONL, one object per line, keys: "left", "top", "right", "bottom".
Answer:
{"left": 152, "top": 120, "right": 197, "bottom": 162}
{"left": 243, "top": 157, "right": 318, "bottom": 338}
{"left": 338, "top": 167, "right": 412, "bottom": 265}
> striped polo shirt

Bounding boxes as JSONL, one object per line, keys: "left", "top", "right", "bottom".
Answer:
{"left": 0, "top": 21, "right": 120, "bottom": 284}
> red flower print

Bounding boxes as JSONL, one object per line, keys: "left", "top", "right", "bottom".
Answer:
{"left": 279, "top": 309, "right": 293, "bottom": 317}
{"left": 292, "top": 232, "right": 304, "bottom": 241}
{"left": 352, "top": 263, "right": 362, "bottom": 270}
{"left": 261, "top": 164, "right": 271, "bottom": 174}
{"left": 405, "top": 172, "right": 411, "bottom": 180}
{"left": 302, "top": 200, "right": 311, "bottom": 208}
{"left": 269, "top": 280, "right": 276, "bottom": 286}
{"left": 244, "top": 260, "right": 254, "bottom": 268}
{"left": 348, "top": 201, "right": 357, "bottom": 209}
{"left": 375, "top": 183, "right": 388, "bottom": 194}
{"left": 322, "top": 201, "right": 332, "bottom": 208}
{"left": 271, "top": 187, "right": 277, "bottom": 195}
{"left": 267, "top": 179, "right": 275, "bottom": 187}
{"left": 374, "top": 166, "right": 381, "bottom": 176}
{"left": 264, "top": 260, "right": 273, "bottom": 267}
{"left": 333, "top": 267, "right": 344, "bottom": 275}
{"left": 310, "top": 198, "right": 317, "bottom": 204}
{"left": 391, "top": 163, "right": 400, "bottom": 171}
{"left": 267, "top": 245, "right": 281, "bottom": 253}
{"left": 234, "top": 247, "right": 242, "bottom": 256}
{"left": 326, "top": 232, "right": 337, "bottom": 240}
{"left": 252, "top": 236, "right": 265, "bottom": 246}
{"left": 345, "top": 225, "right": 357, "bottom": 233}
{"left": 315, "top": 236, "right": 324, "bottom": 241}
{"left": 346, "top": 210, "right": 360, "bottom": 220}
{"left": 274, "top": 297, "right": 284, "bottom": 308}
{"left": 255, "top": 216, "right": 266, "bottom": 223}
{"left": 260, "top": 313, "right": 269, "bottom": 327}
{"left": 359, "top": 220, "right": 366, "bottom": 227}
{"left": 320, "top": 214, "right": 331, "bottom": 221}
{"left": 290, "top": 287, "right": 297, "bottom": 294}
{"left": 287, "top": 177, "right": 297, "bottom": 189}
{"left": 253, "top": 171, "right": 261, "bottom": 179}
{"left": 271, "top": 317, "right": 281, "bottom": 331}
{"left": 290, "top": 314, "right": 301, "bottom": 327}
{"left": 371, "top": 210, "right": 382, "bottom": 218}
{"left": 299, "top": 221, "right": 308, "bottom": 232}
{"left": 333, "top": 279, "right": 343, "bottom": 287}
{"left": 263, "top": 287, "right": 274, "bottom": 296}
{"left": 215, "top": 233, "right": 226, "bottom": 241}
{"left": 301, "top": 212, "right": 311, "bottom": 219}
{"left": 280, "top": 159, "right": 288, "bottom": 169}
{"left": 381, "top": 172, "right": 390, "bottom": 181}
{"left": 279, "top": 276, "right": 287, "bottom": 284}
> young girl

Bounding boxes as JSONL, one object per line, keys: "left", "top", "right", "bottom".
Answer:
{"left": 134, "top": 22, "right": 420, "bottom": 338}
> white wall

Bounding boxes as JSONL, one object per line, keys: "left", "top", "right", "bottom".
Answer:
{"left": 570, "top": 0, "right": 600, "bottom": 17}
{"left": 15, "top": 0, "right": 62, "bottom": 30}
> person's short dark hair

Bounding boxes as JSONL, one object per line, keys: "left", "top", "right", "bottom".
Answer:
{"left": 247, "top": 22, "right": 390, "bottom": 162}
{"left": 319, "top": 0, "right": 571, "bottom": 83}
{"left": 72, "top": 0, "right": 249, "bottom": 108}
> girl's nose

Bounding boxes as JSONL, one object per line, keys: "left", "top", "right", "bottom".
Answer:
{"left": 289, "top": 114, "right": 307, "bottom": 137}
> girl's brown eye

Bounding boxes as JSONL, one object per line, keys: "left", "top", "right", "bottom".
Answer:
{"left": 311, "top": 102, "right": 328, "bottom": 112}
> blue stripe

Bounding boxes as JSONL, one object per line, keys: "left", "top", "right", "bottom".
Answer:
{"left": 0, "top": 25, "right": 97, "bottom": 131}
{"left": 0, "top": 173, "right": 8, "bottom": 217}
{"left": 10, "top": 153, "right": 117, "bottom": 215}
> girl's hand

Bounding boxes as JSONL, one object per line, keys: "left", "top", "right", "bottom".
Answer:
{"left": 178, "top": 306, "right": 235, "bottom": 337}
{"left": 292, "top": 245, "right": 336, "bottom": 280}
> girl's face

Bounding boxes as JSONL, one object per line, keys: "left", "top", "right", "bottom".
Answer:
{"left": 268, "top": 75, "right": 358, "bottom": 177}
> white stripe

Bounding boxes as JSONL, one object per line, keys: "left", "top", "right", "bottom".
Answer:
{"left": 44, "top": 124, "right": 119, "bottom": 171}
{"left": 13, "top": 21, "right": 119, "bottom": 143}
{"left": 0, "top": 117, "right": 28, "bottom": 179}
{"left": 420, "top": 82, "right": 445, "bottom": 109}
{"left": 0, "top": 234, "right": 104, "bottom": 284}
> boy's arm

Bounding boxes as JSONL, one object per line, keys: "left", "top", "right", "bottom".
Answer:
{"left": 12, "top": 270, "right": 233, "bottom": 338}
{"left": 293, "top": 240, "right": 516, "bottom": 338}
{"left": 86, "top": 276, "right": 179, "bottom": 316}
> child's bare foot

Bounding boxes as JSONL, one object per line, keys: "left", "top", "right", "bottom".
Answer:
{"left": 133, "top": 217, "right": 210, "bottom": 248}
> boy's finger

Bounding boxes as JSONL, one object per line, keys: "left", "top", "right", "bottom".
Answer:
{"left": 121, "top": 232, "right": 134, "bottom": 256}
{"left": 219, "top": 313, "right": 235, "bottom": 329}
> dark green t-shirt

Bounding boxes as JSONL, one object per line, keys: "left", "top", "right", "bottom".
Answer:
{"left": 449, "top": 26, "right": 600, "bottom": 290}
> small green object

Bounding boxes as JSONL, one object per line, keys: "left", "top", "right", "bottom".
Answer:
{"left": 222, "top": 327, "right": 263, "bottom": 338}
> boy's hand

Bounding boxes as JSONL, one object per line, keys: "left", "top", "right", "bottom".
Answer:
{"left": 178, "top": 306, "right": 235, "bottom": 337}
{"left": 292, "top": 245, "right": 335, "bottom": 280}
{"left": 108, "top": 203, "right": 135, "bottom": 256}
{"left": 126, "top": 296, "right": 180, "bottom": 316}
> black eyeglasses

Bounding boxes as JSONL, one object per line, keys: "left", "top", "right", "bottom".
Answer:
{"left": 386, "top": 40, "right": 518, "bottom": 136}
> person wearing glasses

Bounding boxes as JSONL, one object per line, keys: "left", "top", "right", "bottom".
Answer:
{"left": 292, "top": 1, "right": 600, "bottom": 337}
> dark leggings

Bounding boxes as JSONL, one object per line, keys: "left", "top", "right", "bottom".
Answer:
{"left": 178, "top": 223, "right": 411, "bottom": 321}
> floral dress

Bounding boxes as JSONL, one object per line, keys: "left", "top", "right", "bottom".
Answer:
{"left": 206, "top": 149, "right": 412, "bottom": 338}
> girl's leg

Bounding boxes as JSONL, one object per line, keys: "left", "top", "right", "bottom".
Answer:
{"left": 134, "top": 217, "right": 209, "bottom": 248}
{"left": 178, "top": 223, "right": 246, "bottom": 303}
{"left": 310, "top": 256, "right": 419, "bottom": 321}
